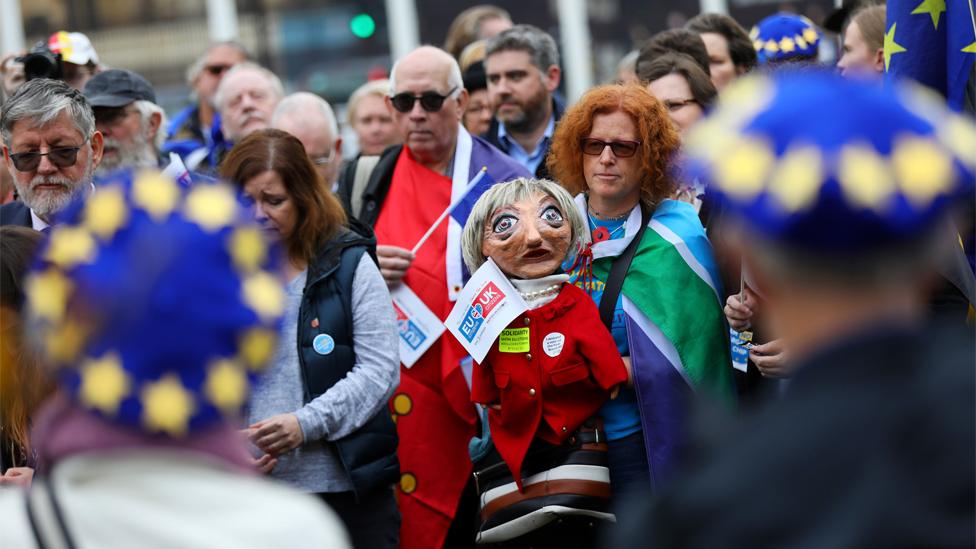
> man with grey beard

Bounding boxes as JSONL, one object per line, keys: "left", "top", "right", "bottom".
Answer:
{"left": 0, "top": 79, "right": 103, "bottom": 229}
{"left": 84, "top": 69, "right": 166, "bottom": 176}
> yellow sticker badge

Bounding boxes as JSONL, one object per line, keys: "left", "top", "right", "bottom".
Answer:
{"left": 498, "top": 327, "right": 530, "bottom": 353}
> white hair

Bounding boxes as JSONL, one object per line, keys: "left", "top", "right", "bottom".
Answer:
{"left": 271, "top": 92, "right": 338, "bottom": 138}
{"left": 133, "top": 99, "right": 168, "bottom": 152}
{"left": 389, "top": 46, "right": 464, "bottom": 97}
{"left": 213, "top": 62, "right": 284, "bottom": 111}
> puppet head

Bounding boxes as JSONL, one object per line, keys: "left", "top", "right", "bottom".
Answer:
{"left": 462, "top": 177, "right": 587, "bottom": 279}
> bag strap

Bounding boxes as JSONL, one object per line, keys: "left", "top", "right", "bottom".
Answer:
{"left": 598, "top": 203, "right": 651, "bottom": 330}
{"left": 25, "top": 476, "right": 78, "bottom": 549}
{"left": 350, "top": 155, "right": 380, "bottom": 219}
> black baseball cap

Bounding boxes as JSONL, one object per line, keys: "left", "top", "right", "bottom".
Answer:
{"left": 84, "top": 69, "right": 156, "bottom": 107}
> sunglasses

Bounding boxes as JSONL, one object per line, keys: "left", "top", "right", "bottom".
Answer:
{"left": 580, "top": 138, "right": 642, "bottom": 158}
{"left": 390, "top": 87, "right": 458, "bottom": 113}
{"left": 205, "top": 64, "right": 232, "bottom": 76}
{"left": 8, "top": 139, "right": 88, "bottom": 172}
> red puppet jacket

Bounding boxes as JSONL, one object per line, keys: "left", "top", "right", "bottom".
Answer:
{"left": 470, "top": 283, "right": 627, "bottom": 490}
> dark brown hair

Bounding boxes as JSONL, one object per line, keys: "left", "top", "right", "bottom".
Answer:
{"left": 641, "top": 52, "right": 718, "bottom": 110}
{"left": 637, "top": 29, "right": 711, "bottom": 79}
{"left": 221, "top": 129, "right": 347, "bottom": 265}
{"left": 547, "top": 83, "right": 680, "bottom": 209}
{"left": 686, "top": 13, "right": 759, "bottom": 73}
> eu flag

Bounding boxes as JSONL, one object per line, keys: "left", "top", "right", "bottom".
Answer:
{"left": 885, "top": 0, "right": 976, "bottom": 111}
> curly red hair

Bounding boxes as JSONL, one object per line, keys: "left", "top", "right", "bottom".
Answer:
{"left": 547, "top": 83, "right": 680, "bottom": 208}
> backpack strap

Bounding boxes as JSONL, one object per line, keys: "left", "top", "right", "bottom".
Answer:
{"left": 25, "top": 476, "right": 78, "bottom": 549}
{"left": 598, "top": 203, "right": 651, "bottom": 330}
{"left": 350, "top": 155, "right": 381, "bottom": 219}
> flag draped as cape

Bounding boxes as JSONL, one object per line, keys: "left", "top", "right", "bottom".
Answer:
{"left": 575, "top": 196, "right": 734, "bottom": 488}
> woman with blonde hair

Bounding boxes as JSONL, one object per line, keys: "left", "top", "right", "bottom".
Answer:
{"left": 837, "top": 5, "right": 886, "bottom": 78}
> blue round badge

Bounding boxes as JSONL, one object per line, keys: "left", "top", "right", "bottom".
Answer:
{"left": 312, "top": 334, "right": 335, "bottom": 355}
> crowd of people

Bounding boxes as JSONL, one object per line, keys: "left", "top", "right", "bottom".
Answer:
{"left": 0, "top": 3, "right": 973, "bottom": 548}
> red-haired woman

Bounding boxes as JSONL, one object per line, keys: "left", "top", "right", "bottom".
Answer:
{"left": 222, "top": 129, "right": 400, "bottom": 549}
{"left": 547, "top": 84, "right": 734, "bottom": 505}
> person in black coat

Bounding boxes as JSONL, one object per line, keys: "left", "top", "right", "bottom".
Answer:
{"left": 609, "top": 71, "right": 976, "bottom": 548}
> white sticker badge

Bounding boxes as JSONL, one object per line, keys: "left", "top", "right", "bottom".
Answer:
{"left": 542, "top": 332, "right": 565, "bottom": 357}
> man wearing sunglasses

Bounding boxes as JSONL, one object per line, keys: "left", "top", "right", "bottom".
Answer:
{"left": 163, "top": 42, "right": 249, "bottom": 171}
{"left": 0, "top": 79, "right": 103, "bottom": 230}
{"left": 271, "top": 92, "right": 343, "bottom": 190}
{"left": 336, "top": 45, "right": 529, "bottom": 549}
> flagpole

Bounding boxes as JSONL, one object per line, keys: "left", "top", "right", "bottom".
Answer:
{"left": 411, "top": 167, "right": 488, "bottom": 254}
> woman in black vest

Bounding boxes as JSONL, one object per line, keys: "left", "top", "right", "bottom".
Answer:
{"left": 222, "top": 129, "right": 400, "bottom": 549}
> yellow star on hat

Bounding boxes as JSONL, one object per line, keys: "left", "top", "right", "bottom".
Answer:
{"left": 238, "top": 327, "right": 277, "bottom": 370}
{"left": 838, "top": 144, "right": 896, "bottom": 210}
{"left": 228, "top": 226, "right": 267, "bottom": 273}
{"left": 133, "top": 171, "right": 181, "bottom": 221}
{"left": 184, "top": 185, "right": 238, "bottom": 232}
{"left": 892, "top": 136, "right": 952, "bottom": 207}
{"left": 142, "top": 374, "right": 197, "bottom": 437}
{"left": 26, "top": 269, "right": 72, "bottom": 323}
{"left": 79, "top": 352, "right": 131, "bottom": 415}
{"left": 243, "top": 271, "right": 286, "bottom": 322}
{"left": 84, "top": 185, "right": 129, "bottom": 240}
{"left": 204, "top": 359, "right": 248, "bottom": 413}
{"left": 714, "top": 137, "right": 775, "bottom": 200}
{"left": 767, "top": 145, "right": 823, "bottom": 213}
{"left": 45, "top": 226, "right": 97, "bottom": 269}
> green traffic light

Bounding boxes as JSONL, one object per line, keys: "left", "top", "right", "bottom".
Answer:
{"left": 350, "top": 13, "right": 376, "bottom": 39}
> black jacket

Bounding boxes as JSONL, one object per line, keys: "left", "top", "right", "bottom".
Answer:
{"left": 298, "top": 223, "right": 399, "bottom": 498}
{"left": 481, "top": 96, "right": 564, "bottom": 181}
{"left": 613, "top": 322, "right": 975, "bottom": 548}
{"left": 0, "top": 201, "right": 32, "bottom": 228}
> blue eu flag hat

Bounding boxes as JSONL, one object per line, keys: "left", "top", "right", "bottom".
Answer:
{"left": 683, "top": 70, "right": 975, "bottom": 253}
{"left": 751, "top": 12, "right": 822, "bottom": 64}
{"left": 25, "top": 169, "right": 285, "bottom": 437}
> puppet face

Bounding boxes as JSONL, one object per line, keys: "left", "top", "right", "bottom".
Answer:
{"left": 482, "top": 191, "right": 572, "bottom": 279}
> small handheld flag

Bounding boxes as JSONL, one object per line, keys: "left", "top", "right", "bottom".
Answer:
{"left": 412, "top": 167, "right": 495, "bottom": 254}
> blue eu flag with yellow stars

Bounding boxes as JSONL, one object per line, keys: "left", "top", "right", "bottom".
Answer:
{"left": 884, "top": 0, "right": 976, "bottom": 111}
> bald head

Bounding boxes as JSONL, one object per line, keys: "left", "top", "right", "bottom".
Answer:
{"left": 388, "top": 46, "right": 467, "bottom": 173}
{"left": 271, "top": 92, "right": 342, "bottom": 187}
{"left": 390, "top": 46, "right": 464, "bottom": 97}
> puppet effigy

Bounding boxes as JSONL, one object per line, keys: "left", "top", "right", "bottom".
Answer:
{"left": 458, "top": 177, "right": 627, "bottom": 545}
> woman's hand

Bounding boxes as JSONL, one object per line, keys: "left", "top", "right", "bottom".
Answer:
{"left": 376, "top": 245, "right": 415, "bottom": 288}
{"left": 749, "top": 339, "right": 790, "bottom": 378}
{"left": 249, "top": 413, "right": 304, "bottom": 457}
{"left": 250, "top": 454, "right": 278, "bottom": 475}
{"left": 0, "top": 466, "right": 34, "bottom": 488}
{"left": 724, "top": 287, "right": 757, "bottom": 331}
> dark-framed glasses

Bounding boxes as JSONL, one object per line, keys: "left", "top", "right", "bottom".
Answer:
{"left": 390, "top": 87, "right": 458, "bottom": 113}
{"left": 8, "top": 139, "right": 88, "bottom": 172}
{"left": 579, "top": 138, "right": 642, "bottom": 158}
{"left": 205, "top": 64, "right": 232, "bottom": 76}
